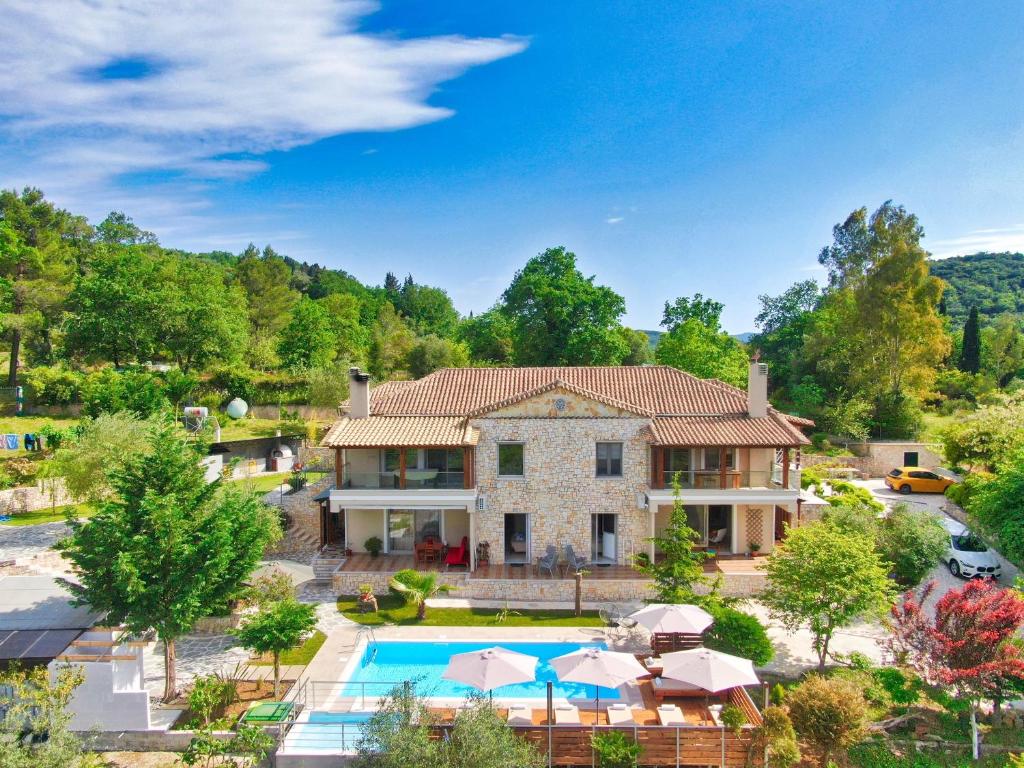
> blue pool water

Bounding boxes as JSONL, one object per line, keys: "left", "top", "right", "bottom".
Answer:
{"left": 344, "top": 640, "right": 621, "bottom": 700}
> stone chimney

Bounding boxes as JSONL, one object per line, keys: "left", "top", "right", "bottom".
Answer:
{"left": 747, "top": 354, "right": 768, "bottom": 419}
{"left": 348, "top": 367, "right": 371, "bottom": 419}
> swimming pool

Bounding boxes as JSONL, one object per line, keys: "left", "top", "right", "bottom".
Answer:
{"left": 281, "top": 711, "right": 370, "bottom": 753}
{"left": 343, "top": 640, "right": 622, "bottom": 701}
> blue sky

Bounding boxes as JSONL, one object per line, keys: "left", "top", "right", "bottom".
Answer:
{"left": 2, "top": 2, "right": 1023, "bottom": 332}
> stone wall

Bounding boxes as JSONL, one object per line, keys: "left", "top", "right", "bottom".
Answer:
{"left": 473, "top": 393, "right": 650, "bottom": 566}
{"left": 0, "top": 478, "right": 76, "bottom": 515}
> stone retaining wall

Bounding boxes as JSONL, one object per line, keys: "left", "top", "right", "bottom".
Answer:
{"left": 78, "top": 726, "right": 281, "bottom": 753}
{"left": 332, "top": 570, "right": 764, "bottom": 600}
{"left": 0, "top": 478, "right": 76, "bottom": 515}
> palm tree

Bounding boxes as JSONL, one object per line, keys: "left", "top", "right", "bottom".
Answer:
{"left": 389, "top": 568, "right": 453, "bottom": 620}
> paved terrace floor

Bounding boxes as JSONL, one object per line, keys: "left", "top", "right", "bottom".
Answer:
{"left": 337, "top": 553, "right": 763, "bottom": 580}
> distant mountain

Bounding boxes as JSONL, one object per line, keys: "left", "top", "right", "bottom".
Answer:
{"left": 929, "top": 252, "right": 1024, "bottom": 325}
{"left": 732, "top": 332, "right": 755, "bottom": 343}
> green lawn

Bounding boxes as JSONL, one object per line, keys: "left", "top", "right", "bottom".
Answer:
{"left": 921, "top": 411, "right": 957, "bottom": 443}
{"left": 215, "top": 418, "right": 309, "bottom": 442}
{"left": 250, "top": 630, "right": 327, "bottom": 666}
{"left": 0, "top": 415, "right": 80, "bottom": 457}
{"left": 226, "top": 472, "right": 292, "bottom": 494}
{"left": 338, "top": 594, "right": 605, "bottom": 627}
{"left": 0, "top": 503, "right": 95, "bottom": 526}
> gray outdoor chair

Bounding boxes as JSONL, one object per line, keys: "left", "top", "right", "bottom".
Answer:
{"left": 537, "top": 545, "right": 558, "bottom": 578}
{"left": 565, "top": 544, "right": 591, "bottom": 572}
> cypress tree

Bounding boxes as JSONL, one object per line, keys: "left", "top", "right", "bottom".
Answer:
{"left": 959, "top": 305, "right": 982, "bottom": 374}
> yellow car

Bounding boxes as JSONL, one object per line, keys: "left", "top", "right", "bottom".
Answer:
{"left": 885, "top": 467, "right": 956, "bottom": 495}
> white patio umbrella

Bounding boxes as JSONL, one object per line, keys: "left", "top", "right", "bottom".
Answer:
{"left": 629, "top": 603, "right": 714, "bottom": 634}
{"left": 659, "top": 647, "right": 759, "bottom": 693}
{"left": 549, "top": 647, "right": 647, "bottom": 713}
{"left": 442, "top": 646, "right": 539, "bottom": 698}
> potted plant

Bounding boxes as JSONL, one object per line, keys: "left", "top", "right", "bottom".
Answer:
{"left": 476, "top": 541, "right": 490, "bottom": 566}
{"left": 357, "top": 583, "right": 377, "bottom": 613}
{"left": 344, "top": 547, "right": 353, "bottom": 557}
{"left": 365, "top": 536, "right": 383, "bottom": 558}
{"left": 748, "top": 541, "right": 762, "bottom": 558}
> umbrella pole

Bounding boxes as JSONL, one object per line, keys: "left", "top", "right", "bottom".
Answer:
{"left": 595, "top": 684, "right": 600, "bottom": 720}
{"left": 547, "top": 682, "right": 553, "bottom": 768}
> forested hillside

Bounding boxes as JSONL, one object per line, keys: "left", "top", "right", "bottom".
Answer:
{"left": 930, "top": 252, "right": 1024, "bottom": 325}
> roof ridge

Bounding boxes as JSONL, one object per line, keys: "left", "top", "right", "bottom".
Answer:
{"left": 464, "top": 378, "right": 655, "bottom": 418}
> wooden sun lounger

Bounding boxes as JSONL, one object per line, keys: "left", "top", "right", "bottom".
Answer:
{"left": 656, "top": 705, "right": 685, "bottom": 726}
{"left": 506, "top": 704, "right": 533, "bottom": 726}
{"left": 553, "top": 705, "right": 581, "bottom": 724}
{"left": 606, "top": 704, "right": 635, "bottom": 725}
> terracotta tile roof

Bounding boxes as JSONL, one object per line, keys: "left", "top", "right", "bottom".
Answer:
{"left": 366, "top": 366, "right": 751, "bottom": 416}
{"left": 330, "top": 367, "right": 811, "bottom": 448}
{"left": 783, "top": 414, "right": 816, "bottom": 428}
{"left": 649, "top": 414, "right": 809, "bottom": 447}
{"left": 464, "top": 379, "right": 655, "bottom": 418}
{"left": 322, "top": 416, "right": 479, "bottom": 448}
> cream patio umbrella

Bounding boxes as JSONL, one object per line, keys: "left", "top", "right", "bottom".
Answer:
{"left": 442, "top": 646, "right": 539, "bottom": 700}
{"left": 629, "top": 603, "right": 714, "bottom": 634}
{"left": 549, "top": 646, "right": 647, "bottom": 714}
{"left": 658, "top": 647, "right": 759, "bottom": 693}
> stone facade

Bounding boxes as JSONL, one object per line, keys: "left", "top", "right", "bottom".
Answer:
{"left": 473, "top": 389, "right": 651, "bottom": 566}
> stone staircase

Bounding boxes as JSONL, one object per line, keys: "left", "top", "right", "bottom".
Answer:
{"left": 312, "top": 548, "right": 345, "bottom": 583}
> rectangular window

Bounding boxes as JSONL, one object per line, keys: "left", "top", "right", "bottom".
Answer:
{"left": 666, "top": 448, "right": 691, "bottom": 472}
{"left": 703, "top": 448, "right": 735, "bottom": 471}
{"left": 497, "top": 443, "right": 525, "bottom": 477}
{"left": 596, "top": 442, "right": 623, "bottom": 477}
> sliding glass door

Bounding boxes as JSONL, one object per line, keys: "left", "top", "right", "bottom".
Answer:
{"left": 387, "top": 509, "right": 442, "bottom": 552}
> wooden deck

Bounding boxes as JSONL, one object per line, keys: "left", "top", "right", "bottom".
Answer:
{"left": 336, "top": 552, "right": 762, "bottom": 580}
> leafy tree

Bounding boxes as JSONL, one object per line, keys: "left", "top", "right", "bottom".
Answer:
{"left": 655, "top": 316, "right": 748, "bottom": 387}
{"left": 458, "top": 308, "right": 514, "bottom": 364}
{"left": 877, "top": 504, "right": 948, "bottom": 586}
{"left": 233, "top": 598, "right": 317, "bottom": 698}
{"left": 752, "top": 705, "right": 801, "bottom": 768}
{"left": 80, "top": 368, "right": 169, "bottom": 418}
{"left": 501, "top": 246, "right": 628, "bottom": 365}
{"left": 307, "top": 364, "right": 350, "bottom": 407}
{"left": 959, "top": 305, "right": 982, "bottom": 373}
{"left": 982, "top": 312, "right": 1024, "bottom": 387}
{"left": 94, "top": 210, "right": 156, "bottom": 246}
{"left": 235, "top": 244, "right": 298, "bottom": 338}
{"left": 58, "top": 418, "right": 281, "bottom": 701}
{"left": 634, "top": 477, "right": 709, "bottom": 602}
{"left": 703, "top": 603, "right": 774, "bottom": 666}
{"left": 752, "top": 280, "right": 821, "bottom": 391}
{"left": 395, "top": 279, "right": 460, "bottom": 338}
{"left": 45, "top": 412, "right": 151, "bottom": 502}
{"left": 406, "top": 334, "right": 470, "bottom": 378}
{"left": 888, "top": 579, "right": 1024, "bottom": 759}
{"left": 761, "top": 521, "right": 895, "bottom": 671}
{"left": 368, "top": 302, "right": 416, "bottom": 379}
{"left": 441, "top": 695, "right": 545, "bottom": 768}
{"left": 162, "top": 368, "right": 200, "bottom": 416}
{"left": 319, "top": 292, "right": 370, "bottom": 362}
{"left": 0, "top": 664, "right": 86, "bottom": 768}
{"left": 389, "top": 569, "right": 454, "bottom": 620}
{"left": 929, "top": 251, "right": 1024, "bottom": 325}
{"left": 968, "top": 448, "right": 1024, "bottom": 565}
{"left": 161, "top": 258, "right": 248, "bottom": 371}
{"left": 0, "top": 188, "right": 88, "bottom": 383}
{"left": 940, "top": 391, "right": 1024, "bottom": 471}
{"left": 65, "top": 246, "right": 164, "bottom": 366}
{"left": 785, "top": 674, "right": 867, "bottom": 766}
{"left": 355, "top": 685, "right": 441, "bottom": 768}
{"left": 278, "top": 296, "right": 338, "bottom": 370}
{"left": 661, "top": 293, "right": 725, "bottom": 331}
{"left": 618, "top": 327, "right": 654, "bottom": 366}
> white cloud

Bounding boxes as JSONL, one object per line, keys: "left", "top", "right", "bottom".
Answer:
{"left": 0, "top": 0, "right": 526, "bottom": 236}
{"left": 606, "top": 216, "right": 624, "bottom": 224}
{"left": 929, "top": 225, "right": 1024, "bottom": 259}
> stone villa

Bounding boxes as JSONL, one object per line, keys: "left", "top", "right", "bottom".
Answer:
{"left": 311, "top": 363, "right": 811, "bottom": 599}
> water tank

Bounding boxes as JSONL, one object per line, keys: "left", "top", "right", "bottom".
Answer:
{"left": 226, "top": 398, "right": 248, "bottom": 419}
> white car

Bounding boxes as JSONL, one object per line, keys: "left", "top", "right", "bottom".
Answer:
{"left": 942, "top": 518, "right": 1002, "bottom": 579}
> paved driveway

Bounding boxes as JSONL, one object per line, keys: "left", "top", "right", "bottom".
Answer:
{"left": 851, "top": 478, "right": 1019, "bottom": 599}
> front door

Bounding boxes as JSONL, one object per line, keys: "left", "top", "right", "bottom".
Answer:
{"left": 903, "top": 451, "right": 919, "bottom": 467}
{"left": 504, "top": 513, "right": 530, "bottom": 564}
{"left": 591, "top": 514, "right": 617, "bottom": 564}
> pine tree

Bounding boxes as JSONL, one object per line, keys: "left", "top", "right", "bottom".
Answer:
{"left": 959, "top": 305, "right": 982, "bottom": 374}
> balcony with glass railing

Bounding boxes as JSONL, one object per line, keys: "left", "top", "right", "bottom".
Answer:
{"left": 657, "top": 467, "right": 799, "bottom": 491}
{"left": 341, "top": 469, "right": 466, "bottom": 490}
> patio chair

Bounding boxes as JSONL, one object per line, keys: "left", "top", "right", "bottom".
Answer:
{"left": 606, "top": 703, "right": 634, "bottom": 725}
{"left": 537, "top": 545, "right": 558, "bottom": 578}
{"left": 564, "top": 544, "right": 590, "bottom": 572}
{"left": 445, "top": 536, "right": 470, "bottom": 570}
{"left": 506, "top": 704, "right": 533, "bottom": 726}
{"left": 553, "top": 704, "right": 581, "bottom": 725}
{"left": 656, "top": 704, "right": 685, "bottom": 727}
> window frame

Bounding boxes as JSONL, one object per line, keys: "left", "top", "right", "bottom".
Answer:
{"left": 596, "top": 441, "right": 624, "bottom": 478}
{"left": 497, "top": 441, "right": 526, "bottom": 478}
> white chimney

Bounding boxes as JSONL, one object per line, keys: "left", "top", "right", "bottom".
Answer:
{"left": 348, "top": 367, "right": 371, "bottom": 419}
{"left": 747, "top": 358, "right": 768, "bottom": 418}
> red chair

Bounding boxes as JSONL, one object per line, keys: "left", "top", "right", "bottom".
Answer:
{"left": 445, "top": 536, "right": 470, "bottom": 570}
